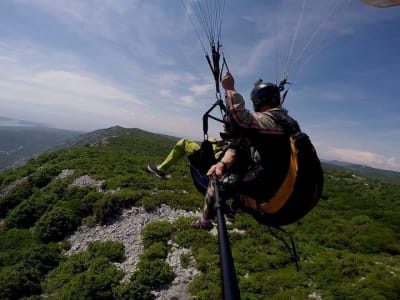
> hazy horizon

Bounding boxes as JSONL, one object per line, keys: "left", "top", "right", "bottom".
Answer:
{"left": 2, "top": 114, "right": 400, "bottom": 173}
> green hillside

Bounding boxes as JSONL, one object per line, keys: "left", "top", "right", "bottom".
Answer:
{"left": 0, "top": 127, "right": 399, "bottom": 299}
{"left": 323, "top": 160, "right": 400, "bottom": 185}
{"left": 0, "top": 125, "right": 82, "bottom": 171}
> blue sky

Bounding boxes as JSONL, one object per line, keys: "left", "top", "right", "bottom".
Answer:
{"left": 0, "top": 0, "right": 399, "bottom": 171}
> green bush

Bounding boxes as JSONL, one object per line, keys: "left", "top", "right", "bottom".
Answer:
{"left": 140, "top": 190, "right": 203, "bottom": 212}
{"left": 0, "top": 180, "right": 35, "bottom": 217}
{"left": 0, "top": 263, "right": 41, "bottom": 300}
{"left": 93, "top": 194, "right": 122, "bottom": 224}
{"left": 131, "top": 259, "right": 175, "bottom": 289}
{"left": 35, "top": 151, "right": 58, "bottom": 165}
{"left": 4, "top": 195, "right": 50, "bottom": 229}
{"left": 113, "top": 281, "right": 154, "bottom": 300}
{"left": 81, "top": 191, "right": 103, "bottom": 215}
{"left": 0, "top": 229, "right": 36, "bottom": 264}
{"left": 116, "top": 190, "right": 144, "bottom": 208}
{"left": 34, "top": 207, "right": 78, "bottom": 242}
{"left": 92, "top": 190, "right": 143, "bottom": 224}
{"left": 124, "top": 221, "right": 177, "bottom": 293}
{"left": 175, "top": 226, "right": 217, "bottom": 251}
{"left": 0, "top": 243, "right": 61, "bottom": 299}
{"left": 188, "top": 268, "right": 221, "bottom": 300}
{"left": 21, "top": 244, "right": 61, "bottom": 276}
{"left": 141, "top": 195, "right": 162, "bottom": 211}
{"left": 88, "top": 240, "right": 126, "bottom": 263}
{"left": 351, "top": 215, "right": 372, "bottom": 225}
{"left": 42, "top": 252, "right": 89, "bottom": 293}
{"left": 141, "top": 221, "right": 174, "bottom": 248}
{"left": 45, "top": 180, "right": 70, "bottom": 199}
{"left": 42, "top": 241, "right": 126, "bottom": 299}
{"left": 28, "top": 166, "right": 60, "bottom": 189}
{"left": 47, "top": 257, "right": 123, "bottom": 300}
{"left": 139, "top": 242, "right": 169, "bottom": 261}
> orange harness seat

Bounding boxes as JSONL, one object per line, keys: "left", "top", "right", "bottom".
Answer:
{"left": 239, "top": 136, "right": 298, "bottom": 214}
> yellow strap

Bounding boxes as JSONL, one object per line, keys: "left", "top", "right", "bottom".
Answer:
{"left": 239, "top": 136, "right": 298, "bottom": 214}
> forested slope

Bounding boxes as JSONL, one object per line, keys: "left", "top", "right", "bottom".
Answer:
{"left": 0, "top": 127, "right": 399, "bottom": 299}
{"left": 0, "top": 125, "right": 81, "bottom": 171}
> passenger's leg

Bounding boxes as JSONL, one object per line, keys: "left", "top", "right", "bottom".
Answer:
{"left": 158, "top": 139, "right": 200, "bottom": 172}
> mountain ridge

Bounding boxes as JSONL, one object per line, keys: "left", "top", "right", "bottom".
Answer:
{"left": 0, "top": 124, "right": 82, "bottom": 171}
{"left": 1, "top": 115, "right": 398, "bottom": 180}
{"left": 322, "top": 159, "right": 400, "bottom": 184}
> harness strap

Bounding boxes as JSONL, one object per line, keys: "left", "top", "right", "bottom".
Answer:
{"left": 239, "top": 136, "right": 298, "bottom": 214}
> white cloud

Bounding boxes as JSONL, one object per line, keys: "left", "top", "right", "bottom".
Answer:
{"left": 0, "top": 44, "right": 152, "bottom": 131}
{"left": 159, "top": 89, "right": 173, "bottom": 98}
{"left": 30, "top": 70, "right": 144, "bottom": 106}
{"left": 236, "top": 38, "right": 276, "bottom": 77}
{"left": 0, "top": 50, "right": 143, "bottom": 106}
{"left": 12, "top": 0, "right": 182, "bottom": 67}
{"left": 323, "top": 147, "right": 400, "bottom": 171}
{"left": 178, "top": 95, "right": 195, "bottom": 107}
{"left": 189, "top": 83, "right": 214, "bottom": 96}
{"left": 155, "top": 72, "right": 196, "bottom": 88}
{"left": 0, "top": 69, "right": 145, "bottom": 130}
{"left": 0, "top": 38, "right": 207, "bottom": 136}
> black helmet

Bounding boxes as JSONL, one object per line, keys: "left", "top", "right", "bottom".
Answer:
{"left": 251, "top": 79, "right": 281, "bottom": 110}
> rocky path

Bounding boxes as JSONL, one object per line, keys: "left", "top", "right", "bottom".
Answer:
{"left": 66, "top": 204, "right": 201, "bottom": 300}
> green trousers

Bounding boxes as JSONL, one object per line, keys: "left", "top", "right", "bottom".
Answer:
{"left": 158, "top": 139, "right": 200, "bottom": 172}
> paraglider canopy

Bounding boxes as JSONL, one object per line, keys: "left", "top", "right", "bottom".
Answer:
{"left": 362, "top": 0, "right": 400, "bottom": 8}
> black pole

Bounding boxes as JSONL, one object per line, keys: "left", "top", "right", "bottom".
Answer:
{"left": 212, "top": 178, "right": 241, "bottom": 300}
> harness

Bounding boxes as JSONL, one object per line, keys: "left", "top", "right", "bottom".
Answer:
{"left": 239, "top": 135, "right": 298, "bottom": 213}
{"left": 238, "top": 110, "right": 306, "bottom": 215}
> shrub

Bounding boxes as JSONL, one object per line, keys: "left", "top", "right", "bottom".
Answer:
{"left": 83, "top": 215, "right": 97, "bottom": 227}
{"left": 42, "top": 241, "right": 126, "bottom": 299}
{"left": 351, "top": 215, "right": 372, "bottom": 225}
{"left": 0, "top": 228, "right": 36, "bottom": 260}
{"left": 140, "top": 190, "right": 202, "bottom": 212}
{"left": 0, "top": 263, "right": 41, "bottom": 300}
{"left": 139, "top": 242, "right": 169, "bottom": 261}
{"left": 4, "top": 195, "right": 50, "bottom": 229}
{"left": 141, "top": 195, "right": 162, "bottom": 211}
{"left": 21, "top": 244, "right": 61, "bottom": 276}
{"left": 0, "top": 180, "right": 35, "bottom": 217}
{"left": 60, "top": 186, "right": 94, "bottom": 208}
{"left": 92, "top": 190, "right": 142, "bottom": 224}
{"left": 188, "top": 269, "right": 221, "bottom": 300}
{"left": 114, "top": 190, "right": 144, "bottom": 208}
{"left": 28, "top": 166, "right": 60, "bottom": 189}
{"left": 88, "top": 240, "right": 126, "bottom": 263}
{"left": 34, "top": 207, "right": 78, "bottom": 242}
{"left": 35, "top": 151, "right": 57, "bottom": 164}
{"left": 113, "top": 281, "right": 154, "bottom": 300}
{"left": 131, "top": 259, "right": 175, "bottom": 289}
{"left": 93, "top": 194, "right": 122, "bottom": 224}
{"left": 175, "top": 226, "right": 216, "bottom": 250}
{"left": 180, "top": 253, "right": 192, "bottom": 269}
{"left": 47, "top": 258, "right": 123, "bottom": 300}
{"left": 81, "top": 191, "right": 103, "bottom": 215}
{"left": 42, "top": 252, "right": 89, "bottom": 293}
{"left": 0, "top": 245, "right": 60, "bottom": 299}
{"left": 141, "top": 221, "right": 174, "bottom": 248}
{"left": 0, "top": 242, "right": 61, "bottom": 299}
{"left": 46, "top": 180, "right": 70, "bottom": 199}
